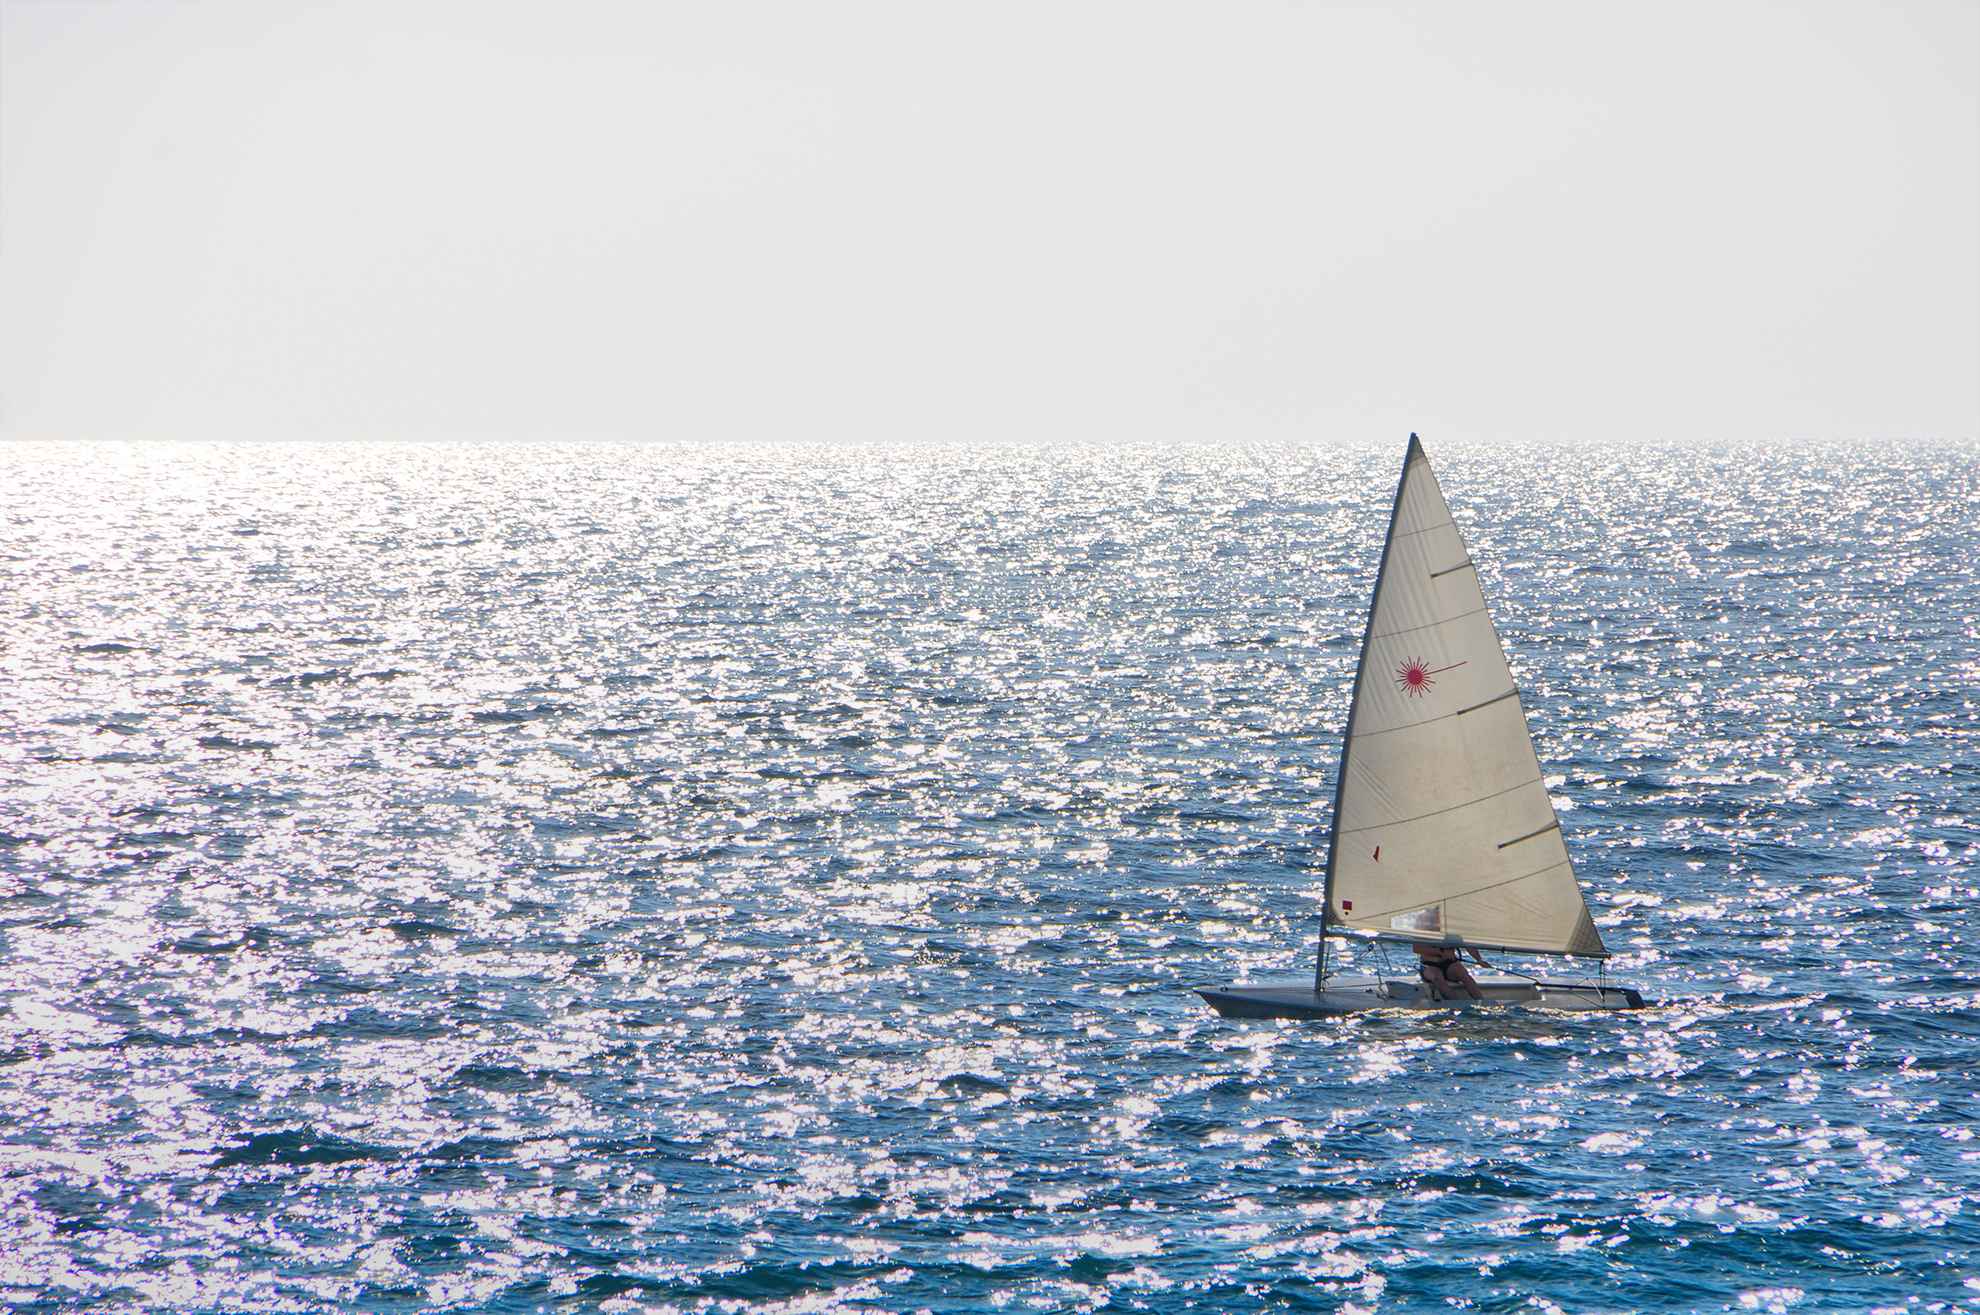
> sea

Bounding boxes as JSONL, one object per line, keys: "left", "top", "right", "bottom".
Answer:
{"left": 0, "top": 439, "right": 1973, "bottom": 1315}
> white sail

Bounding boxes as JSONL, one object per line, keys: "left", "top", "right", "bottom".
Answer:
{"left": 1324, "top": 436, "right": 1604, "bottom": 958}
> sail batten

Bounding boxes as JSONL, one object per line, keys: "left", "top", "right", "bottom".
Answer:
{"left": 1498, "top": 821, "right": 1562, "bottom": 850}
{"left": 1322, "top": 435, "right": 1604, "bottom": 962}
{"left": 1352, "top": 859, "right": 1582, "bottom": 915}
{"left": 1338, "top": 774, "right": 1544, "bottom": 830}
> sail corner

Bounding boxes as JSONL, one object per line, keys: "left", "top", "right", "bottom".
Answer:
{"left": 1566, "top": 902, "right": 1607, "bottom": 959}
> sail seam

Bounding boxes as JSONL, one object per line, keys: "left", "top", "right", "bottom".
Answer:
{"left": 1367, "top": 604, "right": 1491, "bottom": 643}
{"left": 1497, "top": 820, "right": 1562, "bottom": 849}
{"left": 1336, "top": 858, "right": 1576, "bottom": 921}
{"left": 1336, "top": 692, "right": 1524, "bottom": 740}
{"left": 1428, "top": 560, "right": 1474, "bottom": 579}
{"left": 1338, "top": 774, "right": 1545, "bottom": 831}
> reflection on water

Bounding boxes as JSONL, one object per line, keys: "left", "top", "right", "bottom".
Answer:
{"left": 0, "top": 440, "right": 1974, "bottom": 1312}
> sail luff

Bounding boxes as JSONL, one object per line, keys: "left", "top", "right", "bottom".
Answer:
{"left": 1317, "top": 433, "right": 1425, "bottom": 987}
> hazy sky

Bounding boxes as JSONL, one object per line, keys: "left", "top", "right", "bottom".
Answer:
{"left": 2, "top": 0, "right": 1975, "bottom": 444}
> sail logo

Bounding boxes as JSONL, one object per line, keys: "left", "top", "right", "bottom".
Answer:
{"left": 1395, "top": 657, "right": 1465, "bottom": 697}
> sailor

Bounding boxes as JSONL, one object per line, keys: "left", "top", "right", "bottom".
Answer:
{"left": 1416, "top": 942, "right": 1494, "bottom": 1001}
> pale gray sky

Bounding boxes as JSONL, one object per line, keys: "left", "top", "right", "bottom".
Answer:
{"left": 2, "top": 0, "right": 1975, "bottom": 444}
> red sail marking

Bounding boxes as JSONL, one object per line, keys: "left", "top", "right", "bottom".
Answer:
{"left": 1372, "top": 846, "right": 1379, "bottom": 861}
{"left": 1395, "top": 658, "right": 1468, "bottom": 698}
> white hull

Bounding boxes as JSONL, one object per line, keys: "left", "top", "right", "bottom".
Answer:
{"left": 1197, "top": 972, "right": 1644, "bottom": 1019}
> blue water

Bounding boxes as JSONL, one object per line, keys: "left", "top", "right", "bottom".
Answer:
{"left": 0, "top": 439, "right": 1973, "bottom": 1314}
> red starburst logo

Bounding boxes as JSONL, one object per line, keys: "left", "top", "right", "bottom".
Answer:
{"left": 1395, "top": 657, "right": 1466, "bottom": 697}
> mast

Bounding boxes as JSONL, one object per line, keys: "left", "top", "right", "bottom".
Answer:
{"left": 1316, "top": 433, "right": 1423, "bottom": 990}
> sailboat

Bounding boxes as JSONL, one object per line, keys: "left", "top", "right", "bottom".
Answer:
{"left": 1198, "top": 435, "right": 1643, "bottom": 1017}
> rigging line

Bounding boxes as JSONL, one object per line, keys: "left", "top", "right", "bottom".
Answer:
{"left": 1498, "top": 820, "right": 1562, "bottom": 850}
{"left": 1495, "top": 958, "right": 1543, "bottom": 985}
{"left": 1361, "top": 931, "right": 1610, "bottom": 961}
{"left": 1428, "top": 560, "right": 1474, "bottom": 579}
{"left": 1337, "top": 774, "right": 1543, "bottom": 830}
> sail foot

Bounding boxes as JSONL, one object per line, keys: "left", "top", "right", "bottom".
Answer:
{"left": 1329, "top": 853, "right": 1607, "bottom": 958}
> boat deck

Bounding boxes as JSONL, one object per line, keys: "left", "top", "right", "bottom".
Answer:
{"left": 1198, "top": 972, "right": 1644, "bottom": 1018}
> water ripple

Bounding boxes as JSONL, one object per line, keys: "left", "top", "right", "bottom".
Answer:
{"left": 1, "top": 440, "right": 1974, "bottom": 1313}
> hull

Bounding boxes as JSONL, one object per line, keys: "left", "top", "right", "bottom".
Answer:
{"left": 1197, "top": 972, "right": 1644, "bottom": 1019}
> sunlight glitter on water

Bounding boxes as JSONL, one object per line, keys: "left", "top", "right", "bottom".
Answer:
{"left": 0, "top": 439, "right": 1974, "bottom": 1312}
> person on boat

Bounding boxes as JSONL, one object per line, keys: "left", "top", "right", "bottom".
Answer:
{"left": 1416, "top": 943, "right": 1494, "bottom": 1001}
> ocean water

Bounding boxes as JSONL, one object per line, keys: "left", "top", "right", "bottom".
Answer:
{"left": 0, "top": 439, "right": 1973, "bottom": 1315}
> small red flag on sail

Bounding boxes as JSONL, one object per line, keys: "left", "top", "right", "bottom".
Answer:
{"left": 1372, "top": 846, "right": 1380, "bottom": 861}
